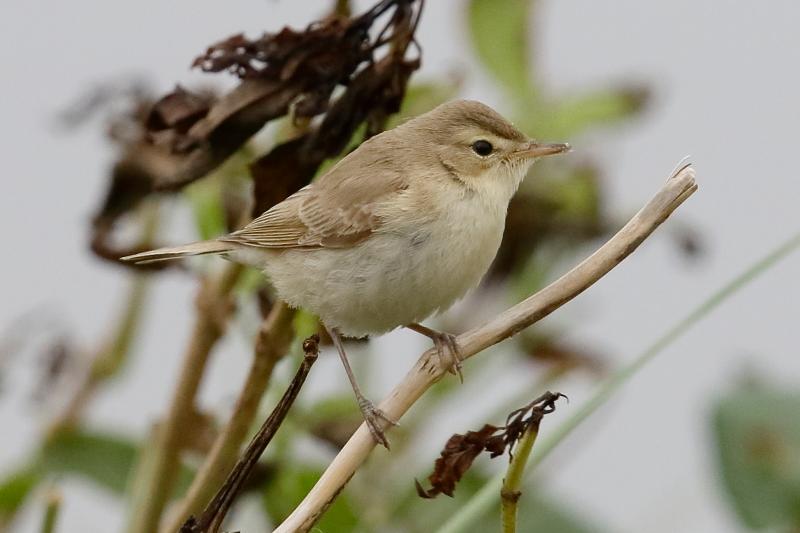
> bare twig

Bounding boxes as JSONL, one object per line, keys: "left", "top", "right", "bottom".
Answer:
{"left": 180, "top": 335, "right": 321, "bottom": 533}
{"left": 127, "top": 263, "right": 243, "bottom": 533}
{"left": 161, "top": 303, "right": 295, "bottom": 533}
{"left": 274, "top": 164, "right": 697, "bottom": 532}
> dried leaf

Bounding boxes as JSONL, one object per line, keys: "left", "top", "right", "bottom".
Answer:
{"left": 79, "top": 0, "right": 423, "bottom": 270}
{"left": 416, "top": 392, "right": 565, "bottom": 499}
{"left": 152, "top": 0, "right": 421, "bottom": 191}
{"left": 249, "top": 54, "right": 418, "bottom": 215}
{"left": 416, "top": 424, "right": 499, "bottom": 498}
{"left": 520, "top": 335, "right": 606, "bottom": 375}
{"left": 146, "top": 86, "right": 212, "bottom": 135}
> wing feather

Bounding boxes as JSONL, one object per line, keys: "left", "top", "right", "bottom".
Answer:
{"left": 224, "top": 143, "right": 409, "bottom": 249}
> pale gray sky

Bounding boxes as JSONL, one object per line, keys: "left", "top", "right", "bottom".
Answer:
{"left": 1, "top": 1, "right": 799, "bottom": 532}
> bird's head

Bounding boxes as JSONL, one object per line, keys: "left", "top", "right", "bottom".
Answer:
{"left": 407, "top": 100, "right": 570, "bottom": 203}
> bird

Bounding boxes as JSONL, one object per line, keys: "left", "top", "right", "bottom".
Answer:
{"left": 123, "top": 100, "right": 570, "bottom": 447}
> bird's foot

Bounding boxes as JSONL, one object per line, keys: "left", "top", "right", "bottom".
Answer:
{"left": 430, "top": 331, "right": 464, "bottom": 383}
{"left": 357, "top": 397, "right": 398, "bottom": 449}
{"left": 407, "top": 323, "right": 464, "bottom": 382}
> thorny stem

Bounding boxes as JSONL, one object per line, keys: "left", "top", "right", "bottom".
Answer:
{"left": 274, "top": 164, "right": 698, "bottom": 533}
{"left": 126, "top": 262, "right": 243, "bottom": 533}
{"left": 161, "top": 303, "right": 295, "bottom": 533}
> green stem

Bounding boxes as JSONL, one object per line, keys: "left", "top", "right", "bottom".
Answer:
{"left": 500, "top": 425, "right": 540, "bottom": 533}
{"left": 436, "top": 231, "right": 800, "bottom": 533}
{"left": 40, "top": 487, "right": 61, "bottom": 533}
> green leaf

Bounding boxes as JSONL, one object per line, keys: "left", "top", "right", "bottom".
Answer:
{"left": 234, "top": 265, "right": 268, "bottom": 296}
{"left": 292, "top": 309, "right": 320, "bottom": 346}
{"left": 185, "top": 176, "right": 227, "bottom": 241}
{"left": 531, "top": 86, "right": 649, "bottom": 138}
{"left": 713, "top": 384, "right": 800, "bottom": 529}
{"left": 90, "top": 277, "right": 149, "bottom": 381}
{"left": 0, "top": 466, "right": 40, "bottom": 524}
{"left": 263, "top": 465, "right": 358, "bottom": 531}
{"left": 468, "top": 0, "right": 532, "bottom": 98}
{"left": 40, "top": 430, "right": 194, "bottom": 498}
{"left": 530, "top": 164, "right": 601, "bottom": 224}
{"left": 41, "top": 431, "right": 138, "bottom": 495}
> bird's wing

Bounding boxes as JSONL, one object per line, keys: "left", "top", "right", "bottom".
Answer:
{"left": 224, "top": 162, "right": 408, "bottom": 249}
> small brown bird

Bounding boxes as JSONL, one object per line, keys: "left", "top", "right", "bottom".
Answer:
{"left": 124, "top": 100, "right": 570, "bottom": 447}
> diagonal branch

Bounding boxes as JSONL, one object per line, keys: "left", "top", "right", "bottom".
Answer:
{"left": 180, "top": 334, "right": 320, "bottom": 533}
{"left": 274, "top": 163, "right": 698, "bottom": 533}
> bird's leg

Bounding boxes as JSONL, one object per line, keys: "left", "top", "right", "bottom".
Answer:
{"left": 324, "top": 325, "right": 397, "bottom": 449}
{"left": 406, "top": 323, "right": 464, "bottom": 383}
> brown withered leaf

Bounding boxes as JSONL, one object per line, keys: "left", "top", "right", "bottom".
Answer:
{"left": 250, "top": 54, "right": 418, "bottom": 215}
{"left": 153, "top": 0, "right": 421, "bottom": 191}
{"left": 416, "top": 424, "right": 501, "bottom": 499}
{"left": 192, "top": 20, "right": 364, "bottom": 85}
{"left": 416, "top": 392, "right": 565, "bottom": 499}
{"left": 81, "top": 0, "right": 422, "bottom": 271}
{"left": 146, "top": 85, "right": 213, "bottom": 138}
{"left": 520, "top": 334, "right": 606, "bottom": 375}
{"left": 57, "top": 80, "right": 199, "bottom": 270}
{"left": 90, "top": 152, "right": 182, "bottom": 272}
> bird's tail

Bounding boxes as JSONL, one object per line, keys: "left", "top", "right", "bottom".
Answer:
{"left": 121, "top": 240, "right": 234, "bottom": 264}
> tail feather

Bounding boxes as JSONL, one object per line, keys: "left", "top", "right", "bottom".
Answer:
{"left": 121, "top": 240, "right": 234, "bottom": 264}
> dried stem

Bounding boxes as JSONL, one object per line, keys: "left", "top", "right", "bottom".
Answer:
{"left": 274, "top": 164, "right": 698, "bottom": 532}
{"left": 127, "top": 262, "right": 243, "bottom": 533}
{"left": 181, "top": 335, "right": 321, "bottom": 533}
{"left": 161, "top": 303, "right": 295, "bottom": 533}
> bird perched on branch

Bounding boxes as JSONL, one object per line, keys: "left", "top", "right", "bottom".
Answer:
{"left": 123, "top": 100, "right": 570, "bottom": 447}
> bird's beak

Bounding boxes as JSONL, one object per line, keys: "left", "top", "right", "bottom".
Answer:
{"left": 515, "top": 141, "right": 571, "bottom": 159}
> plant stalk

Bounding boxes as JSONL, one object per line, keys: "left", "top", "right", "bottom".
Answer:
{"left": 500, "top": 425, "right": 539, "bottom": 533}
{"left": 126, "top": 263, "right": 243, "bottom": 533}
{"left": 435, "top": 230, "right": 800, "bottom": 533}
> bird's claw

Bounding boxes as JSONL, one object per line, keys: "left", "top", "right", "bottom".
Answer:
{"left": 358, "top": 397, "right": 398, "bottom": 449}
{"left": 431, "top": 332, "right": 464, "bottom": 383}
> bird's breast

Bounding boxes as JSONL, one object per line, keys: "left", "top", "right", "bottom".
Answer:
{"left": 341, "top": 189, "right": 505, "bottom": 333}
{"left": 264, "top": 186, "right": 508, "bottom": 336}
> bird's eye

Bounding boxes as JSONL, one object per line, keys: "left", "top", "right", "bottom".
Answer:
{"left": 471, "top": 140, "right": 493, "bottom": 156}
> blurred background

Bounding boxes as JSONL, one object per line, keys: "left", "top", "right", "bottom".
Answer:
{"left": 1, "top": 1, "right": 799, "bottom": 532}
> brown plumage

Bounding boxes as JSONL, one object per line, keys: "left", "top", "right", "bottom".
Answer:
{"left": 122, "top": 100, "right": 570, "bottom": 447}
